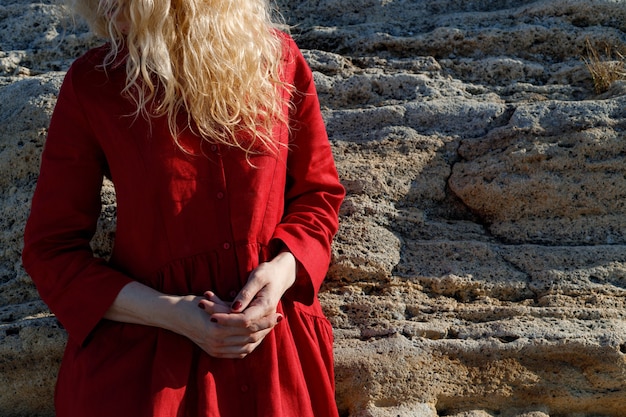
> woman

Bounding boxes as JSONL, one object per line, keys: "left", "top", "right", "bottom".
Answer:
{"left": 22, "top": 0, "right": 344, "bottom": 415}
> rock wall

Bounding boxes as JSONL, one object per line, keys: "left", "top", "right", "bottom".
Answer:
{"left": 2, "top": 0, "right": 626, "bottom": 416}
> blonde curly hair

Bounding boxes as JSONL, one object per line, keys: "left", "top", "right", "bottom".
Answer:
{"left": 69, "top": 0, "right": 288, "bottom": 155}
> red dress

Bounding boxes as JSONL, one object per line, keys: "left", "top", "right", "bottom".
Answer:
{"left": 22, "top": 33, "right": 344, "bottom": 417}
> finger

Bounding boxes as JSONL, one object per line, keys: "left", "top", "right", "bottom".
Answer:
{"left": 204, "top": 291, "right": 231, "bottom": 306}
{"left": 209, "top": 339, "right": 265, "bottom": 359}
{"left": 215, "top": 327, "right": 272, "bottom": 347}
{"left": 197, "top": 300, "right": 231, "bottom": 314}
{"left": 197, "top": 292, "right": 231, "bottom": 314}
{"left": 231, "top": 269, "right": 269, "bottom": 312}
{"left": 192, "top": 312, "right": 282, "bottom": 359}
{"left": 211, "top": 311, "right": 283, "bottom": 332}
{"left": 209, "top": 328, "right": 274, "bottom": 358}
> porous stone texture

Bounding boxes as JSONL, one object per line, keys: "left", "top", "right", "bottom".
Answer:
{"left": 2, "top": 0, "right": 626, "bottom": 416}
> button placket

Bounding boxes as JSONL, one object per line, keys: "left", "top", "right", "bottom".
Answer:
{"left": 212, "top": 148, "right": 234, "bottom": 253}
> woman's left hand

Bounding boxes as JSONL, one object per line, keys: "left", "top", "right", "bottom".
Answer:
{"left": 210, "top": 250, "right": 296, "bottom": 329}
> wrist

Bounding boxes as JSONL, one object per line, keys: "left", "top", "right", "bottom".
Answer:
{"left": 160, "top": 294, "right": 201, "bottom": 336}
{"left": 272, "top": 250, "right": 297, "bottom": 291}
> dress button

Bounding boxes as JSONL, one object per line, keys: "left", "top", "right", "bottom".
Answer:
{"left": 210, "top": 144, "right": 218, "bottom": 152}
{"left": 223, "top": 242, "right": 231, "bottom": 250}
{"left": 216, "top": 191, "right": 224, "bottom": 199}
{"left": 240, "top": 385, "right": 249, "bottom": 393}
{"left": 229, "top": 290, "right": 238, "bottom": 298}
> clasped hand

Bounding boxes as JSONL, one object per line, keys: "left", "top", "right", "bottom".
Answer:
{"left": 189, "top": 251, "right": 296, "bottom": 359}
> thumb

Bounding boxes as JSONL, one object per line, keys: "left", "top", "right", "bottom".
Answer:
{"left": 231, "top": 270, "right": 266, "bottom": 312}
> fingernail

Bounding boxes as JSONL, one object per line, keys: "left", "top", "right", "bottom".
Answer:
{"left": 210, "top": 317, "right": 218, "bottom": 323}
{"left": 276, "top": 314, "right": 283, "bottom": 323}
{"left": 197, "top": 303, "right": 205, "bottom": 310}
{"left": 232, "top": 301, "right": 242, "bottom": 310}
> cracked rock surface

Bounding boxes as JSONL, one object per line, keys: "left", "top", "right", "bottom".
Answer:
{"left": 2, "top": 0, "right": 626, "bottom": 416}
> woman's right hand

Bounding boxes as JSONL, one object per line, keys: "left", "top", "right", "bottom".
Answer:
{"left": 104, "top": 282, "right": 280, "bottom": 359}
{"left": 183, "top": 291, "right": 281, "bottom": 359}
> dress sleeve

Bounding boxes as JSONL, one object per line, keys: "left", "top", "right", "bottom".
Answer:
{"left": 22, "top": 65, "right": 133, "bottom": 346}
{"left": 271, "top": 38, "right": 345, "bottom": 305}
